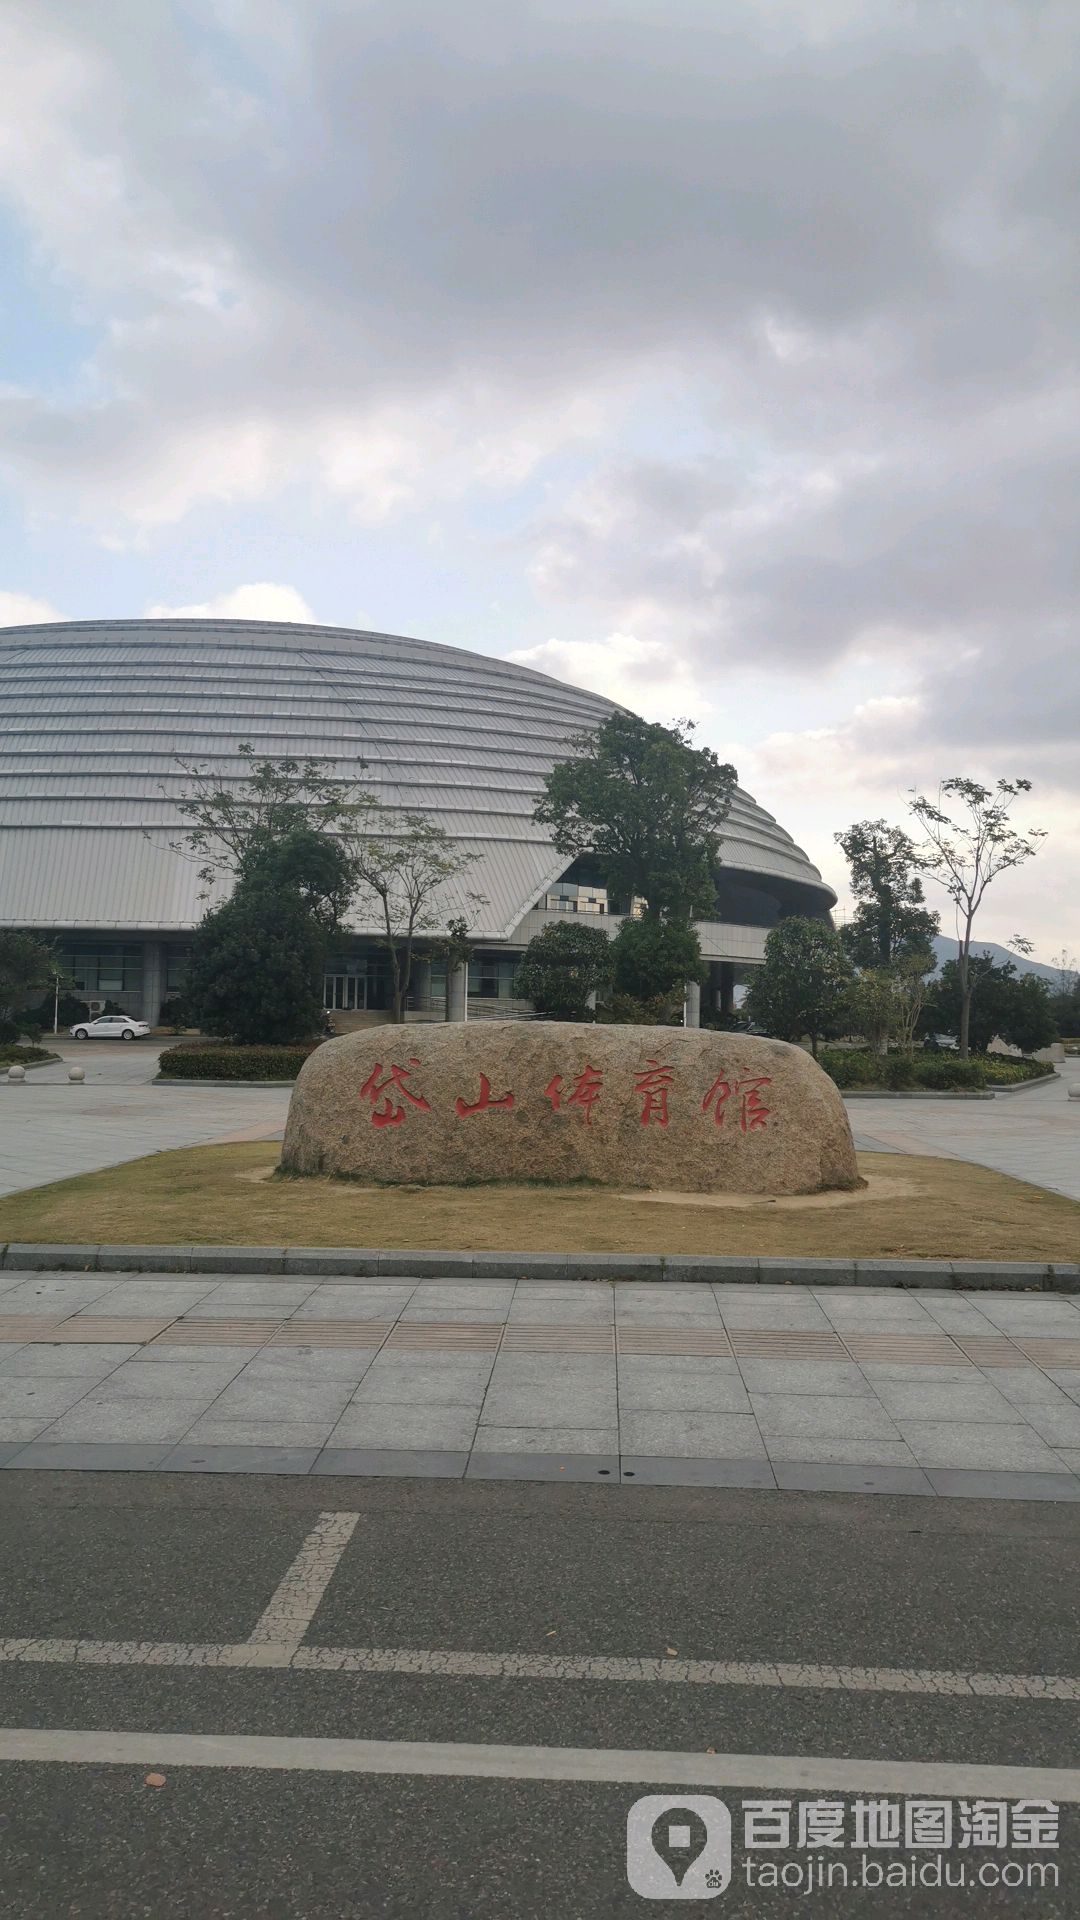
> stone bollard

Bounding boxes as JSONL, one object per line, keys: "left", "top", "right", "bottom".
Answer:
{"left": 7, "top": 1065, "right": 25, "bottom": 1083}
{"left": 68, "top": 1065, "right": 86, "bottom": 1083}
{"left": 1068, "top": 1085, "right": 1080, "bottom": 1102}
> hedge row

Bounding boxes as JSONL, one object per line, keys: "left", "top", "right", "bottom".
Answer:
{"left": 818, "top": 1048, "right": 1053, "bottom": 1092}
{"left": 158, "top": 1044, "right": 321, "bottom": 1081}
{"left": 0, "top": 1044, "right": 55, "bottom": 1070}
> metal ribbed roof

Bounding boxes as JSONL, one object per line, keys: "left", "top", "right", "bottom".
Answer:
{"left": 0, "top": 619, "right": 834, "bottom": 936}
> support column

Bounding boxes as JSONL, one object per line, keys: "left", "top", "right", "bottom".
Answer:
{"left": 411, "top": 957, "right": 432, "bottom": 1015}
{"left": 684, "top": 979, "right": 701, "bottom": 1028}
{"left": 447, "top": 961, "right": 468, "bottom": 1022}
{"left": 141, "top": 941, "right": 164, "bottom": 1026}
{"left": 719, "top": 962, "right": 736, "bottom": 1017}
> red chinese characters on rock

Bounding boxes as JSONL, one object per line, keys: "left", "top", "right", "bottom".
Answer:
{"left": 635, "top": 1059, "right": 675, "bottom": 1127}
{"left": 454, "top": 1073, "right": 515, "bottom": 1117}
{"left": 544, "top": 1064, "right": 603, "bottom": 1125}
{"left": 701, "top": 1074, "right": 773, "bottom": 1133}
{"left": 358, "top": 1058, "right": 432, "bottom": 1129}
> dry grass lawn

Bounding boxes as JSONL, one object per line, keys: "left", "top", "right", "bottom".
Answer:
{"left": 0, "top": 1142, "right": 1077, "bottom": 1260}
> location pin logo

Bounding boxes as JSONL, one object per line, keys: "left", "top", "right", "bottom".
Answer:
{"left": 650, "top": 1806, "right": 709, "bottom": 1886}
{"left": 626, "top": 1794, "right": 731, "bottom": 1899}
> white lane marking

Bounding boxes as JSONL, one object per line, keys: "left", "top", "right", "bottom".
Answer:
{"left": 2, "top": 1727, "right": 1080, "bottom": 1798}
{"left": 0, "top": 1638, "right": 1078, "bottom": 1700}
{"left": 247, "top": 1512, "right": 358, "bottom": 1647}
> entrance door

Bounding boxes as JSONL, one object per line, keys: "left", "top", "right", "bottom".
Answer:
{"left": 324, "top": 974, "right": 366, "bottom": 1012}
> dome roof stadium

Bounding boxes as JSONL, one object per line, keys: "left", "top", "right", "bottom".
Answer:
{"left": 0, "top": 618, "right": 834, "bottom": 938}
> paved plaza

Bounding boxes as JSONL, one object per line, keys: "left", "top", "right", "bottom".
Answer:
{"left": 2, "top": 1271, "right": 1080, "bottom": 1497}
{"left": 0, "top": 1044, "right": 289, "bottom": 1197}
{"left": 850, "top": 1057, "right": 1080, "bottom": 1201}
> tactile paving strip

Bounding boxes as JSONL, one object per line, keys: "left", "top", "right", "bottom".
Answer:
{"left": 1011, "top": 1337, "right": 1080, "bottom": 1368}
{"left": 266, "top": 1321, "right": 394, "bottom": 1349}
{"left": 617, "top": 1328, "right": 733, "bottom": 1356}
{"left": 0, "top": 1318, "right": 62, "bottom": 1340}
{"left": 43, "top": 1317, "right": 173, "bottom": 1344}
{"left": 150, "top": 1319, "right": 285, "bottom": 1346}
{"left": 952, "top": 1334, "right": 1031, "bottom": 1368}
{"left": 839, "top": 1334, "right": 966, "bottom": 1366}
{"left": 502, "top": 1326, "right": 616, "bottom": 1353}
{"left": 727, "top": 1329, "right": 849, "bottom": 1359}
{"left": 385, "top": 1322, "right": 504, "bottom": 1351}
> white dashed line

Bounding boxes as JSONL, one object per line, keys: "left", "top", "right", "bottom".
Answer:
{"left": 247, "top": 1512, "right": 359, "bottom": 1648}
{"left": 2, "top": 1726, "right": 1080, "bottom": 1798}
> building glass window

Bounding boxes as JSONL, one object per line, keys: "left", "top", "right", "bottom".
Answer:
{"left": 56, "top": 945, "right": 144, "bottom": 995}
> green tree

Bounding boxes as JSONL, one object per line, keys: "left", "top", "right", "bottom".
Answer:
{"left": 169, "top": 743, "right": 372, "bottom": 894}
{"left": 927, "top": 956, "right": 1056, "bottom": 1056}
{"left": 186, "top": 883, "right": 332, "bottom": 1045}
{"left": 535, "top": 714, "right": 736, "bottom": 923}
{"left": 347, "top": 813, "right": 480, "bottom": 1024}
{"left": 744, "top": 918, "right": 853, "bottom": 1058}
{"left": 0, "top": 931, "right": 56, "bottom": 1038}
{"left": 908, "top": 778, "right": 1046, "bottom": 1058}
{"left": 426, "top": 910, "right": 485, "bottom": 1022}
{"left": 514, "top": 921, "right": 614, "bottom": 1021}
{"left": 844, "top": 968, "right": 898, "bottom": 1057}
{"left": 602, "top": 917, "right": 706, "bottom": 1022}
{"left": 835, "top": 820, "right": 939, "bottom": 968}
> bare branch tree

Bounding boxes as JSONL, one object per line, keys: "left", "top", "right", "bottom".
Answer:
{"left": 908, "top": 778, "right": 1046, "bottom": 1058}
{"left": 347, "top": 813, "right": 480, "bottom": 1024}
{"left": 164, "top": 743, "right": 374, "bottom": 896}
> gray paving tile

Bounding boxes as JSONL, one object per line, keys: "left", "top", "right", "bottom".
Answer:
{"left": 197, "top": 1381, "right": 355, "bottom": 1423}
{"left": 482, "top": 1380, "right": 617, "bottom": 1428}
{"left": 969, "top": 1300, "right": 1080, "bottom": 1334}
{"left": 859, "top": 1363, "right": 974, "bottom": 1384}
{"left": 234, "top": 1350, "right": 376, "bottom": 1385}
{"left": 195, "top": 1281, "right": 318, "bottom": 1309}
{"left": 0, "top": 1416, "right": 54, "bottom": 1443}
{"left": 160, "top": 1444, "right": 319, "bottom": 1474}
{"left": 74, "top": 1282, "right": 216, "bottom": 1316}
{"left": 917, "top": 1297, "right": 997, "bottom": 1334}
{"left": 868, "top": 1381, "right": 1024, "bottom": 1424}
{"left": 0, "top": 1279, "right": 114, "bottom": 1314}
{"left": 101, "top": 1359, "right": 249, "bottom": 1399}
{"left": 124, "top": 1344, "right": 258, "bottom": 1367}
{"left": 184, "top": 1302, "right": 287, "bottom": 1320}
{"left": 507, "top": 1288, "right": 613, "bottom": 1324}
{"left": 315, "top": 1448, "right": 468, "bottom": 1478}
{"left": 353, "top": 1357, "right": 494, "bottom": 1402}
{"left": 328, "top": 1404, "right": 481, "bottom": 1450}
{"left": 749, "top": 1394, "right": 899, "bottom": 1439}
{"left": 898, "top": 1422, "right": 1067, "bottom": 1471}
{"left": 1055, "top": 1449, "right": 1080, "bottom": 1473}
{"left": 1020, "top": 1404, "right": 1080, "bottom": 1448}
{"left": 773, "top": 1462, "right": 934, "bottom": 1497}
{"left": 925, "top": 1469, "right": 1080, "bottom": 1502}
{"left": 985, "top": 1367, "right": 1076, "bottom": 1407}
{"left": 616, "top": 1358, "right": 749, "bottom": 1413}
{"left": 1047, "top": 1370, "right": 1080, "bottom": 1405}
{"left": 38, "top": 1395, "right": 211, "bottom": 1443}
{"left": 0, "top": 1344, "right": 139, "bottom": 1376}
{"left": 290, "top": 1286, "right": 415, "bottom": 1320}
{"left": 762, "top": 1436, "right": 920, "bottom": 1466}
{"left": 734, "top": 1360, "right": 874, "bottom": 1397}
{"left": 467, "top": 1452, "right": 619, "bottom": 1482}
{"left": 474, "top": 1426, "right": 618, "bottom": 1453}
{"left": 712, "top": 1293, "right": 831, "bottom": 1329}
{"left": 0, "top": 1377, "right": 96, "bottom": 1419}
{"left": 182, "top": 1418, "right": 335, "bottom": 1448}
{"left": 617, "top": 1410, "right": 767, "bottom": 1459}
{"left": 401, "top": 1286, "right": 514, "bottom": 1314}
{"left": 619, "top": 1456, "right": 776, "bottom": 1488}
{"left": 4, "top": 1441, "right": 175, "bottom": 1472}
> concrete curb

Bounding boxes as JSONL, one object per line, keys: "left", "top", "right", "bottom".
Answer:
{"left": 844, "top": 1072, "right": 1057, "bottom": 1101}
{"left": 1, "top": 1242, "right": 1077, "bottom": 1291}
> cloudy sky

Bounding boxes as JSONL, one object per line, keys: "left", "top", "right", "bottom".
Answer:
{"left": 1, "top": 0, "right": 1076, "bottom": 955}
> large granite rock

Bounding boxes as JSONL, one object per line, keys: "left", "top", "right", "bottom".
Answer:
{"left": 281, "top": 1022, "right": 860, "bottom": 1195}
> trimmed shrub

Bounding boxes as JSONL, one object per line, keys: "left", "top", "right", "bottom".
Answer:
{"left": 0, "top": 1043, "right": 54, "bottom": 1069}
{"left": 158, "top": 1044, "right": 321, "bottom": 1081}
{"left": 814, "top": 1048, "right": 1051, "bottom": 1092}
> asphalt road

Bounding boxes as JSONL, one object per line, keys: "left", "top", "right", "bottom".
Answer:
{"left": 0, "top": 1473, "right": 1077, "bottom": 1916}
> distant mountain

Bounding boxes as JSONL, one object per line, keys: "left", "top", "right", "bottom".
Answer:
{"left": 931, "top": 934, "right": 1060, "bottom": 983}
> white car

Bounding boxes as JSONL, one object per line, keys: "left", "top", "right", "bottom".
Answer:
{"left": 70, "top": 1014, "right": 151, "bottom": 1042}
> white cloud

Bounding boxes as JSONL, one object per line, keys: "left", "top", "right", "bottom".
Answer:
{"left": 145, "top": 583, "right": 316, "bottom": 623}
{"left": 508, "top": 632, "right": 710, "bottom": 722}
{"left": 0, "top": 592, "right": 63, "bottom": 626}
